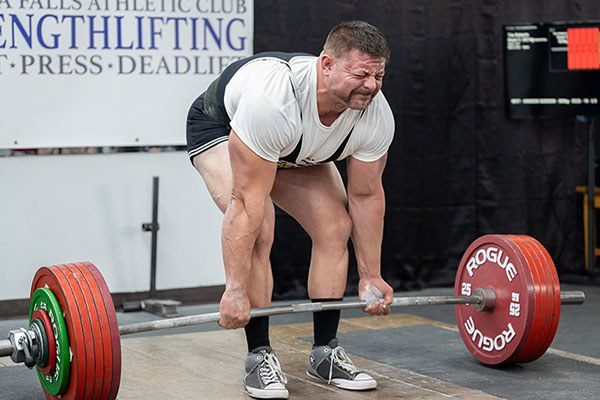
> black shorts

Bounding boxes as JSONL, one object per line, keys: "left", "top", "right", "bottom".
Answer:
{"left": 186, "top": 93, "right": 230, "bottom": 164}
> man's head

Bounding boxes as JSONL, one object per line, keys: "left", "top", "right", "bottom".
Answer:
{"left": 320, "top": 21, "right": 390, "bottom": 110}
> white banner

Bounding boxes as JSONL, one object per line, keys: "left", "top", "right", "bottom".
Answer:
{"left": 0, "top": 0, "right": 253, "bottom": 148}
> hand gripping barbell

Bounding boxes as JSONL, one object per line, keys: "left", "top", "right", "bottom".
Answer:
{"left": 0, "top": 234, "right": 585, "bottom": 399}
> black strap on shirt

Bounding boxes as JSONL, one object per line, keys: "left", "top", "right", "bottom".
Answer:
{"left": 208, "top": 51, "right": 310, "bottom": 127}
{"left": 280, "top": 109, "right": 366, "bottom": 165}
{"left": 279, "top": 137, "right": 303, "bottom": 163}
{"left": 323, "top": 109, "right": 366, "bottom": 163}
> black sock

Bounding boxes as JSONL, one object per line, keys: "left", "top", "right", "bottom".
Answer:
{"left": 244, "top": 316, "right": 270, "bottom": 352}
{"left": 312, "top": 298, "right": 342, "bottom": 346}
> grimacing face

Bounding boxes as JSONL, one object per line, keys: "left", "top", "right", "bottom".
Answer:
{"left": 323, "top": 49, "right": 386, "bottom": 110}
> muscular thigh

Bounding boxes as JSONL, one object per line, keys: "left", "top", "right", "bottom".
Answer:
{"left": 193, "top": 142, "right": 277, "bottom": 237}
{"left": 192, "top": 141, "right": 233, "bottom": 213}
{"left": 194, "top": 146, "right": 345, "bottom": 235}
{"left": 271, "top": 162, "right": 348, "bottom": 236}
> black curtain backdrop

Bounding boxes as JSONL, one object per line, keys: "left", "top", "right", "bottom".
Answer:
{"left": 253, "top": 0, "right": 600, "bottom": 300}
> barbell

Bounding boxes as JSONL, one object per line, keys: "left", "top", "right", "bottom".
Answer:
{"left": 0, "top": 234, "right": 586, "bottom": 399}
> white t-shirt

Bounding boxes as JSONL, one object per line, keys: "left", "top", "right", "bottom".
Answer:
{"left": 224, "top": 55, "right": 395, "bottom": 166}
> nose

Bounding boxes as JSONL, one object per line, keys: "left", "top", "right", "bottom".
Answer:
{"left": 363, "top": 75, "right": 377, "bottom": 92}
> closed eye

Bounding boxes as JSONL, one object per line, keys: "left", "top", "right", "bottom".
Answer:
{"left": 354, "top": 73, "right": 384, "bottom": 80}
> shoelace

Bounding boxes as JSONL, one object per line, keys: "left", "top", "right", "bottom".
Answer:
{"left": 259, "top": 352, "right": 288, "bottom": 386}
{"left": 327, "top": 346, "right": 359, "bottom": 383}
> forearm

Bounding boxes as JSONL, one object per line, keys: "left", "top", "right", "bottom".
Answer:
{"left": 221, "top": 196, "right": 264, "bottom": 293}
{"left": 348, "top": 187, "right": 385, "bottom": 279}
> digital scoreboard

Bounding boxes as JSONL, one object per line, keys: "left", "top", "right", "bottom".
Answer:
{"left": 504, "top": 22, "right": 600, "bottom": 119}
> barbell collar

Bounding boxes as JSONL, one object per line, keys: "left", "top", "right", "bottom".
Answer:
{"left": 473, "top": 287, "right": 496, "bottom": 312}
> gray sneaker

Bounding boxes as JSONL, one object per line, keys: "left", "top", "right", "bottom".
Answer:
{"left": 243, "top": 346, "right": 289, "bottom": 399}
{"left": 306, "top": 339, "right": 376, "bottom": 390}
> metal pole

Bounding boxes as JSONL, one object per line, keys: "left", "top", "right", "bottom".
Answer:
{"left": 131, "top": 177, "right": 179, "bottom": 317}
{"left": 149, "top": 176, "right": 159, "bottom": 299}
{"left": 588, "top": 118, "right": 596, "bottom": 272}
{"left": 117, "top": 291, "right": 585, "bottom": 336}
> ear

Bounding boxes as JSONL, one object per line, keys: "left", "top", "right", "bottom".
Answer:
{"left": 320, "top": 53, "right": 334, "bottom": 77}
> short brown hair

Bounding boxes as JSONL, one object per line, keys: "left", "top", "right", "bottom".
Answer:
{"left": 323, "top": 21, "right": 390, "bottom": 62}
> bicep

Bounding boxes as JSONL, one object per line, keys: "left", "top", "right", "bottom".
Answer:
{"left": 347, "top": 153, "right": 387, "bottom": 197}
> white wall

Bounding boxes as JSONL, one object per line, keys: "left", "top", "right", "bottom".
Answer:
{"left": 0, "top": 151, "right": 225, "bottom": 301}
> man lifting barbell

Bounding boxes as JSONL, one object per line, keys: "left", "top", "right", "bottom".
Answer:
{"left": 185, "top": 20, "right": 394, "bottom": 398}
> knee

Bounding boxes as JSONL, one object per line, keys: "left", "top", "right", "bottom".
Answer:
{"left": 311, "top": 212, "right": 352, "bottom": 248}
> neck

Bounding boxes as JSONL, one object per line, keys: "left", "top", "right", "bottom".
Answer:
{"left": 316, "top": 58, "right": 346, "bottom": 126}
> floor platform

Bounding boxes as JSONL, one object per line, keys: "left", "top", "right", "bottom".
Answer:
{"left": 1, "top": 284, "right": 599, "bottom": 399}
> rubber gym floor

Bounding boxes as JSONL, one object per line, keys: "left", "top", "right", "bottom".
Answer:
{"left": 0, "top": 283, "right": 598, "bottom": 400}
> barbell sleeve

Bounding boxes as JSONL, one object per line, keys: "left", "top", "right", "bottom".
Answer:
{"left": 0, "top": 339, "right": 12, "bottom": 358}
{"left": 560, "top": 290, "right": 586, "bottom": 305}
{"left": 117, "top": 290, "right": 584, "bottom": 337}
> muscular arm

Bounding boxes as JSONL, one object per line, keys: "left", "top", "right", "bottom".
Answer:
{"left": 222, "top": 131, "right": 277, "bottom": 295}
{"left": 346, "top": 153, "right": 387, "bottom": 279}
